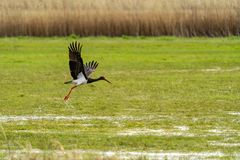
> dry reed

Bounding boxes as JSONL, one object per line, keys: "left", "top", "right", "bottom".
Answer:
{"left": 0, "top": 0, "right": 240, "bottom": 37}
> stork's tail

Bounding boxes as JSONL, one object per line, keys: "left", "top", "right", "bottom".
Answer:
{"left": 64, "top": 80, "right": 72, "bottom": 84}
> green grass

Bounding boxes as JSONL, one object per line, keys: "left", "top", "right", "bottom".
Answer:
{"left": 0, "top": 36, "right": 240, "bottom": 159}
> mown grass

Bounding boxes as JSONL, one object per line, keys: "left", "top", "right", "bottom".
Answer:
{"left": 0, "top": 36, "right": 240, "bottom": 159}
{"left": 1, "top": 0, "right": 240, "bottom": 36}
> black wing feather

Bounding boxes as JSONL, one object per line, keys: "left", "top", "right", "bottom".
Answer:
{"left": 84, "top": 60, "right": 99, "bottom": 77}
{"left": 68, "top": 41, "right": 87, "bottom": 80}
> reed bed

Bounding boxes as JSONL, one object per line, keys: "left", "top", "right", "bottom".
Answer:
{"left": 0, "top": 0, "right": 240, "bottom": 36}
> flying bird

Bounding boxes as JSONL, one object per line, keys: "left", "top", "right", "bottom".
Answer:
{"left": 64, "top": 41, "right": 111, "bottom": 101}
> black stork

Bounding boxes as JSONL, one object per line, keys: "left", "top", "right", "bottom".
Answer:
{"left": 64, "top": 41, "right": 111, "bottom": 101}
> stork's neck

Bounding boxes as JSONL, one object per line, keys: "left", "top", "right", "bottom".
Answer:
{"left": 87, "top": 77, "right": 103, "bottom": 83}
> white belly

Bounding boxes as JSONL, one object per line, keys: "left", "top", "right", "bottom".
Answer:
{"left": 73, "top": 72, "right": 87, "bottom": 85}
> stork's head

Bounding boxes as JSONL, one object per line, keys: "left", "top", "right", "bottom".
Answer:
{"left": 100, "top": 76, "right": 111, "bottom": 84}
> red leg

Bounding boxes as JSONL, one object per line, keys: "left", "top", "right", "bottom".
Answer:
{"left": 64, "top": 86, "right": 77, "bottom": 101}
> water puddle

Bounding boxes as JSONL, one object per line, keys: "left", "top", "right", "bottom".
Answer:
{"left": 118, "top": 128, "right": 194, "bottom": 137}
{"left": 0, "top": 115, "right": 160, "bottom": 122}
{"left": 1, "top": 149, "right": 233, "bottom": 159}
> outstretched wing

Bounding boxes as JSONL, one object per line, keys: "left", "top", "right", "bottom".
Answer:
{"left": 68, "top": 41, "right": 87, "bottom": 80}
{"left": 84, "top": 61, "right": 99, "bottom": 77}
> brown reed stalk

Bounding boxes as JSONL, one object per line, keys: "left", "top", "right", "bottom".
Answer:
{"left": 0, "top": 0, "right": 239, "bottom": 36}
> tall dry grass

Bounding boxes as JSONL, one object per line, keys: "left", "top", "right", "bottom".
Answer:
{"left": 0, "top": 0, "right": 240, "bottom": 36}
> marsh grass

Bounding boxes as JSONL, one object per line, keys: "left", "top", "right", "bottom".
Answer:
{"left": 0, "top": 37, "right": 240, "bottom": 159}
{"left": 0, "top": 0, "right": 240, "bottom": 36}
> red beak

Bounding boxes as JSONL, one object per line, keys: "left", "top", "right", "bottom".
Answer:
{"left": 104, "top": 78, "right": 112, "bottom": 84}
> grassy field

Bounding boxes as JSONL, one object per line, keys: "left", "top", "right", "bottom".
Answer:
{"left": 0, "top": 36, "right": 240, "bottom": 159}
{"left": 1, "top": 0, "right": 240, "bottom": 36}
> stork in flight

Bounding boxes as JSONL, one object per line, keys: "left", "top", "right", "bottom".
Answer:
{"left": 64, "top": 41, "right": 111, "bottom": 101}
